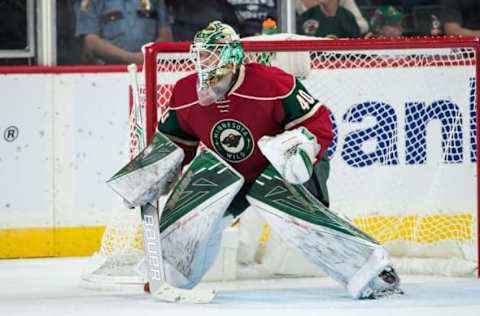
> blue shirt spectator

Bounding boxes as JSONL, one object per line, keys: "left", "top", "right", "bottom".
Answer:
{"left": 75, "top": 0, "right": 173, "bottom": 64}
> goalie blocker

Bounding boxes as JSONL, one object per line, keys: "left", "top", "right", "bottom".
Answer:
{"left": 107, "top": 132, "right": 184, "bottom": 207}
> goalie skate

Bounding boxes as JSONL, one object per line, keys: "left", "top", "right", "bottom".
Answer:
{"left": 358, "top": 266, "right": 403, "bottom": 299}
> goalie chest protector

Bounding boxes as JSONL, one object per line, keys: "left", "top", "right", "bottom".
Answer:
{"left": 166, "top": 63, "right": 298, "bottom": 182}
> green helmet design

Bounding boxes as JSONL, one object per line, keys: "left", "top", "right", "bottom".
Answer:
{"left": 190, "top": 21, "right": 244, "bottom": 88}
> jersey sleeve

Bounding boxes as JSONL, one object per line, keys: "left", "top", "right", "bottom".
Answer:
{"left": 157, "top": 108, "right": 199, "bottom": 165}
{"left": 279, "top": 79, "right": 334, "bottom": 161}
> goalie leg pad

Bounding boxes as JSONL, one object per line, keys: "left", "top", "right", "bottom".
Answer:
{"left": 246, "top": 165, "right": 400, "bottom": 299}
{"left": 181, "top": 215, "right": 234, "bottom": 288}
{"left": 158, "top": 149, "right": 244, "bottom": 289}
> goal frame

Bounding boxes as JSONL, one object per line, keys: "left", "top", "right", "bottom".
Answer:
{"left": 141, "top": 37, "right": 480, "bottom": 278}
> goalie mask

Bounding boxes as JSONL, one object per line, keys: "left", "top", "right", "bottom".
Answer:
{"left": 190, "top": 21, "right": 244, "bottom": 105}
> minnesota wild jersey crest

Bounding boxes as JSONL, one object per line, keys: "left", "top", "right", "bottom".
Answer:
{"left": 210, "top": 119, "right": 254, "bottom": 162}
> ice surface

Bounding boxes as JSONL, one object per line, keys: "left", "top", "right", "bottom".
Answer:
{"left": 1, "top": 257, "right": 479, "bottom": 316}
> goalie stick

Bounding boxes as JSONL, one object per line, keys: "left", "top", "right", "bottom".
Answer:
{"left": 127, "top": 64, "right": 216, "bottom": 303}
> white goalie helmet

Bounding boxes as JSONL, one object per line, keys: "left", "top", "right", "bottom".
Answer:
{"left": 190, "top": 21, "right": 244, "bottom": 105}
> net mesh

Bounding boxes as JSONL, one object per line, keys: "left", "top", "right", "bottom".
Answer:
{"left": 85, "top": 39, "right": 478, "bottom": 283}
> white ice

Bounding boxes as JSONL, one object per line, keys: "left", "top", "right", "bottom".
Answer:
{"left": 1, "top": 257, "right": 479, "bottom": 316}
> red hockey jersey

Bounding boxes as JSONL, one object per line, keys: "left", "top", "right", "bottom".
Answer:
{"left": 158, "top": 63, "right": 333, "bottom": 182}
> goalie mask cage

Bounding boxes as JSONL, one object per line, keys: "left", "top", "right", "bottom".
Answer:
{"left": 84, "top": 37, "right": 480, "bottom": 285}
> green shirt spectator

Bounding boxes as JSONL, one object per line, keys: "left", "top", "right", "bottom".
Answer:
{"left": 369, "top": 5, "right": 404, "bottom": 38}
{"left": 297, "top": 0, "right": 360, "bottom": 38}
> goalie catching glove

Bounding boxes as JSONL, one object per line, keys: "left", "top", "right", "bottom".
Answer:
{"left": 258, "top": 127, "right": 320, "bottom": 184}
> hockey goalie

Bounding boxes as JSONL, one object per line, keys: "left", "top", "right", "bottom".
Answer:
{"left": 108, "top": 21, "right": 402, "bottom": 303}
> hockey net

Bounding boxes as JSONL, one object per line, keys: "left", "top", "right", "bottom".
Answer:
{"left": 83, "top": 37, "right": 479, "bottom": 285}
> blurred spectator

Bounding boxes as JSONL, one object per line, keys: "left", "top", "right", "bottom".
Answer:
{"left": 340, "top": 0, "right": 369, "bottom": 34}
{"left": 369, "top": 1, "right": 440, "bottom": 12}
{"left": 402, "top": 1, "right": 440, "bottom": 12}
{"left": 74, "top": 0, "right": 173, "bottom": 64}
{"left": 363, "top": 1, "right": 442, "bottom": 37}
{"left": 165, "top": 0, "right": 240, "bottom": 41}
{"left": 57, "top": 0, "right": 82, "bottom": 65}
{"left": 441, "top": 0, "right": 480, "bottom": 37}
{"left": 410, "top": 2, "right": 443, "bottom": 36}
{"left": 297, "top": 0, "right": 361, "bottom": 38}
{"left": 227, "top": 0, "right": 277, "bottom": 37}
{"left": 367, "top": 5, "right": 404, "bottom": 37}
{"left": 297, "top": 0, "right": 368, "bottom": 35}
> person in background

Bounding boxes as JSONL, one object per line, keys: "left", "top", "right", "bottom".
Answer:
{"left": 74, "top": 0, "right": 173, "bottom": 64}
{"left": 441, "top": 0, "right": 480, "bottom": 37}
{"left": 339, "top": 0, "right": 369, "bottom": 34}
{"left": 227, "top": 0, "right": 278, "bottom": 37}
{"left": 297, "top": 0, "right": 361, "bottom": 38}
{"left": 367, "top": 5, "right": 404, "bottom": 38}
{"left": 165, "top": 0, "right": 240, "bottom": 41}
{"left": 57, "top": 0, "right": 83, "bottom": 65}
{"left": 297, "top": 0, "right": 369, "bottom": 35}
{"left": 369, "top": 1, "right": 440, "bottom": 12}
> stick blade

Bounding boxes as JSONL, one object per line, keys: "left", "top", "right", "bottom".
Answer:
{"left": 152, "top": 284, "right": 216, "bottom": 304}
